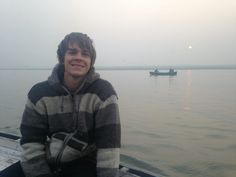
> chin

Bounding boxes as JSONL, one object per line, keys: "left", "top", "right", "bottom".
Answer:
{"left": 71, "top": 71, "right": 87, "bottom": 78}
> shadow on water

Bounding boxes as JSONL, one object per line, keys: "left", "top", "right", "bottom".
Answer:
{"left": 121, "top": 154, "right": 169, "bottom": 177}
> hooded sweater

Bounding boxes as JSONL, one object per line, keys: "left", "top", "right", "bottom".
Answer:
{"left": 20, "top": 64, "right": 121, "bottom": 177}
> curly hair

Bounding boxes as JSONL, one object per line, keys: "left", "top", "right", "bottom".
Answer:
{"left": 57, "top": 32, "right": 96, "bottom": 65}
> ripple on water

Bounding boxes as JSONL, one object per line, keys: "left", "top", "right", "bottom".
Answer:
{"left": 171, "top": 161, "right": 236, "bottom": 177}
{"left": 206, "top": 134, "right": 227, "bottom": 139}
{"left": 204, "top": 144, "right": 236, "bottom": 152}
{"left": 130, "top": 130, "right": 169, "bottom": 139}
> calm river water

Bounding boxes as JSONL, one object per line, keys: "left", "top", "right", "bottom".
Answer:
{"left": 0, "top": 69, "right": 236, "bottom": 177}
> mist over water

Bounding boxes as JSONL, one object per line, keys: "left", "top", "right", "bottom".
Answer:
{"left": 0, "top": 69, "right": 236, "bottom": 177}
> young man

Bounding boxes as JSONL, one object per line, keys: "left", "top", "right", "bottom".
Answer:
{"left": 20, "top": 32, "right": 121, "bottom": 177}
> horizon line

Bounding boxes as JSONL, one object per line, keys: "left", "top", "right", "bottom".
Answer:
{"left": 0, "top": 64, "right": 236, "bottom": 70}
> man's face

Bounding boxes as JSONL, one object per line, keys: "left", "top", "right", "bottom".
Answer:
{"left": 63, "top": 43, "right": 91, "bottom": 78}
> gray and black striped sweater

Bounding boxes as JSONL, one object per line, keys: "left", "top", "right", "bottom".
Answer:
{"left": 20, "top": 64, "right": 121, "bottom": 177}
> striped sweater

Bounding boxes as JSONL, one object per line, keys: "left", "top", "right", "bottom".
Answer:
{"left": 20, "top": 64, "right": 121, "bottom": 177}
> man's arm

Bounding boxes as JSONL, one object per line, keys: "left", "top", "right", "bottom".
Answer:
{"left": 95, "top": 94, "right": 121, "bottom": 177}
{"left": 20, "top": 94, "right": 53, "bottom": 177}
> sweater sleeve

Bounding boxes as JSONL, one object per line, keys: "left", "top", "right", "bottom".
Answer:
{"left": 20, "top": 94, "right": 53, "bottom": 177}
{"left": 95, "top": 95, "right": 121, "bottom": 177}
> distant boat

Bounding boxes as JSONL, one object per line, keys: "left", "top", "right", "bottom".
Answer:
{"left": 150, "top": 68, "right": 177, "bottom": 76}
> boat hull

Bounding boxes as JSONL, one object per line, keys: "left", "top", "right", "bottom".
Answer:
{"left": 150, "top": 71, "right": 177, "bottom": 76}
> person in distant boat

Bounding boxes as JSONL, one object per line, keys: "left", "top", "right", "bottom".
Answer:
{"left": 8, "top": 32, "right": 121, "bottom": 177}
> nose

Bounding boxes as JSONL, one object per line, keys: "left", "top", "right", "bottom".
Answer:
{"left": 74, "top": 51, "right": 83, "bottom": 60}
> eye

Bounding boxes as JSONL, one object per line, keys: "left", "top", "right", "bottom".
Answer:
{"left": 82, "top": 51, "right": 90, "bottom": 57}
{"left": 83, "top": 52, "right": 90, "bottom": 57}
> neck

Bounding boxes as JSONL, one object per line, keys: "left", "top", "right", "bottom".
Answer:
{"left": 63, "top": 73, "right": 85, "bottom": 92}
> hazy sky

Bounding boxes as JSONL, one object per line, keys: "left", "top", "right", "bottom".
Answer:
{"left": 0, "top": 0, "right": 236, "bottom": 67}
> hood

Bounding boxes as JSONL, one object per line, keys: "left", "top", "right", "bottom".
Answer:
{"left": 48, "top": 64, "right": 100, "bottom": 93}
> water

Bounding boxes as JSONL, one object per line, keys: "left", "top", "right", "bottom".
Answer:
{"left": 0, "top": 69, "right": 236, "bottom": 177}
